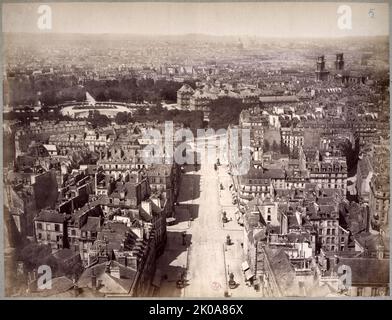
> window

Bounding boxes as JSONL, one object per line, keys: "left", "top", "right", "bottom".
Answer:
{"left": 357, "top": 288, "right": 363, "bottom": 296}
{"left": 267, "top": 208, "right": 271, "bottom": 214}
{"left": 371, "top": 288, "right": 378, "bottom": 296}
{"left": 55, "top": 224, "right": 60, "bottom": 232}
{"left": 71, "top": 230, "right": 76, "bottom": 236}
{"left": 38, "top": 233, "right": 42, "bottom": 240}
{"left": 37, "top": 223, "right": 43, "bottom": 230}
{"left": 340, "top": 245, "right": 345, "bottom": 251}
{"left": 47, "top": 234, "right": 51, "bottom": 241}
{"left": 267, "top": 215, "right": 271, "bottom": 222}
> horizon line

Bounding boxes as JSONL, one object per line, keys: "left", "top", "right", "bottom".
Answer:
{"left": 3, "top": 32, "right": 389, "bottom": 39}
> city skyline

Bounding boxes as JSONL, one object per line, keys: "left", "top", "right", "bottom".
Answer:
{"left": 2, "top": 1, "right": 390, "bottom": 300}
{"left": 2, "top": 2, "right": 389, "bottom": 38}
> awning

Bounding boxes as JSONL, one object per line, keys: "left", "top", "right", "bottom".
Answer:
{"left": 241, "top": 261, "right": 250, "bottom": 272}
{"left": 166, "top": 217, "right": 176, "bottom": 225}
{"left": 245, "top": 269, "right": 254, "bottom": 281}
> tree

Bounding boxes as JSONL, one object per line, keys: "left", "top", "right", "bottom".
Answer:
{"left": 88, "top": 111, "right": 111, "bottom": 128}
{"left": 115, "top": 112, "right": 133, "bottom": 125}
{"left": 108, "top": 88, "right": 123, "bottom": 101}
{"left": 58, "top": 260, "right": 84, "bottom": 279}
{"left": 133, "top": 106, "right": 203, "bottom": 130}
{"left": 96, "top": 91, "right": 107, "bottom": 101}
{"left": 135, "top": 108, "right": 147, "bottom": 117}
{"left": 16, "top": 243, "right": 52, "bottom": 271}
{"left": 208, "top": 97, "right": 248, "bottom": 130}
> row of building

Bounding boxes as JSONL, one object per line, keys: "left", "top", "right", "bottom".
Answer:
{"left": 226, "top": 92, "right": 389, "bottom": 296}
{"left": 5, "top": 119, "right": 184, "bottom": 297}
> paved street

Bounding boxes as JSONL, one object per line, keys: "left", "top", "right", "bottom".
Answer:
{"left": 184, "top": 162, "right": 228, "bottom": 297}
{"left": 156, "top": 140, "right": 256, "bottom": 297}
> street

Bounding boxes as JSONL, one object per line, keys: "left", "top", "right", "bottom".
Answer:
{"left": 156, "top": 141, "right": 256, "bottom": 297}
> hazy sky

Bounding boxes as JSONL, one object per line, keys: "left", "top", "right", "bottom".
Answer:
{"left": 2, "top": 2, "right": 389, "bottom": 37}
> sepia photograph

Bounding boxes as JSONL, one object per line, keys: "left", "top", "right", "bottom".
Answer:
{"left": 1, "top": 1, "right": 390, "bottom": 299}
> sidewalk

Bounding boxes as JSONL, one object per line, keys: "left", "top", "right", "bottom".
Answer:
{"left": 223, "top": 237, "right": 258, "bottom": 298}
{"left": 217, "top": 165, "right": 242, "bottom": 231}
{"left": 156, "top": 232, "right": 190, "bottom": 297}
{"left": 215, "top": 165, "right": 258, "bottom": 297}
{"left": 170, "top": 205, "right": 191, "bottom": 231}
